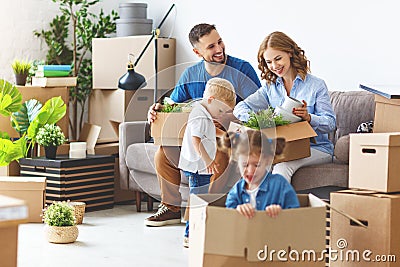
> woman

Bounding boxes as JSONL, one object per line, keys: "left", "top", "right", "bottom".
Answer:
{"left": 233, "top": 31, "right": 336, "bottom": 182}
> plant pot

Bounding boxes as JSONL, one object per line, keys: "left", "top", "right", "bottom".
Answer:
{"left": 15, "top": 73, "right": 28, "bottom": 86}
{"left": 44, "top": 225, "right": 79, "bottom": 244}
{"left": 44, "top": 145, "right": 58, "bottom": 159}
{"left": 69, "top": 202, "right": 86, "bottom": 224}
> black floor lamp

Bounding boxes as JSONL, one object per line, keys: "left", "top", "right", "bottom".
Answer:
{"left": 118, "top": 4, "right": 176, "bottom": 104}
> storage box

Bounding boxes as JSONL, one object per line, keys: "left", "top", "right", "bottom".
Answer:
{"left": 229, "top": 121, "right": 317, "bottom": 164}
{"left": 0, "top": 176, "right": 46, "bottom": 223}
{"left": 89, "top": 88, "right": 167, "bottom": 140}
{"left": 151, "top": 112, "right": 190, "bottom": 146}
{"left": 0, "top": 161, "right": 21, "bottom": 176}
{"left": 92, "top": 36, "right": 176, "bottom": 90}
{"left": 349, "top": 132, "right": 400, "bottom": 192}
{"left": 330, "top": 190, "right": 400, "bottom": 267}
{"left": 0, "top": 86, "right": 69, "bottom": 139}
{"left": 189, "top": 194, "right": 326, "bottom": 267}
{"left": 0, "top": 195, "right": 28, "bottom": 267}
{"left": 373, "top": 95, "right": 400, "bottom": 133}
{"left": 19, "top": 155, "right": 115, "bottom": 212}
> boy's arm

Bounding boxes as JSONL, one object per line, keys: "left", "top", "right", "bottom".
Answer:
{"left": 192, "top": 136, "right": 219, "bottom": 173}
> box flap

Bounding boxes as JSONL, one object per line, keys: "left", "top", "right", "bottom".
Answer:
{"left": 374, "top": 94, "right": 400, "bottom": 104}
{"left": 79, "top": 123, "right": 102, "bottom": 148}
{"left": 332, "top": 189, "right": 400, "bottom": 199}
{"left": 350, "top": 132, "right": 400, "bottom": 146}
{"left": 0, "top": 176, "right": 46, "bottom": 190}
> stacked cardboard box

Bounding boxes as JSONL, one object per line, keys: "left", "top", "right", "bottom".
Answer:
{"left": 330, "top": 85, "right": 400, "bottom": 266}
{"left": 0, "top": 195, "right": 28, "bottom": 267}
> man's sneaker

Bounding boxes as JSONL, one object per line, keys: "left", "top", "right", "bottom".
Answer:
{"left": 183, "top": 237, "right": 189, "bottom": 248}
{"left": 144, "top": 204, "right": 181, "bottom": 227}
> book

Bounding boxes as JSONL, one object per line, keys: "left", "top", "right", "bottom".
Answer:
{"left": 35, "top": 70, "right": 71, "bottom": 77}
{"left": 31, "top": 76, "right": 77, "bottom": 87}
{"left": 37, "top": 65, "right": 72, "bottom": 72}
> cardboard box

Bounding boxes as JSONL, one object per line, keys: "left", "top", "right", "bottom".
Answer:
{"left": 0, "top": 86, "right": 69, "bottom": 139}
{"left": 349, "top": 132, "right": 400, "bottom": 192}
{"left": 330, "top": 190, "right": 400, "bottom": 267}
{"left": 0, "top": 161, "right": 20, "bottom": 176}
{"left": 229, "top": 121, "right": 317, "bottom": 164}
{"left": 0, "top": 176, "right": 46, "bottom": 223}
{"left": 92, "top": 36, "right": 176, "bottom": 90}
{"left": 151, "top": 112, "right": 190, "bottom": 146}
{"left": 0, "top": 195, "right": 29, "bottom": 267}
{"left": 89, "top": 88, "right": 167, "bottom": 140}
{"left": 189, "top": 194, "right": 326, "bottom": 267}
{"left": 374, "top": 95, "right": 400, "bottom": 133}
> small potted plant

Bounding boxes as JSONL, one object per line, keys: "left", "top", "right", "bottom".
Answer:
{"left": 36, "top": 124, "right": 67, "bottom": 159}
{"left": 11, "top": 59, "right": 32, "bottom": 86}
{"left": 43, "top": 201, "right": 78, "bottom": 243}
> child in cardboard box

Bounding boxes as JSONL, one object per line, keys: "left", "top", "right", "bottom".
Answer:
{"left": 178, "top": 77, "right": 236, "bottom": 247}
{"left": 222, "top": 130, "right": 299, "bottom": 218}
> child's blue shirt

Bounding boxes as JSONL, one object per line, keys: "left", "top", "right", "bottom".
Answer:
{"left": 225, "top": 172, "right": 300, "bottom": 210}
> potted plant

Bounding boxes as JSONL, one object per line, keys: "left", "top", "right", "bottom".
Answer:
{"left": 12, "top": 59, "right": 32, "bottom": 86}
{"left": 43, "top": 201, "right": 78, "bottom": 243}
{"left": 36, "top": 124, "right": 67, "bottom": 159}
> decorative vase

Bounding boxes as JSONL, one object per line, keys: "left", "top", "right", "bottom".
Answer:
{"left": 44, "top": 145, "right": 57, "bottom": 159}
{"left": 69, "top": 202, "right": 86, "bottom": 224}
{"left": 44, "top": 225, "right": 79, "bottom": 244}
{"left": 15, "top": 73, "right": 28, "bottom": 86}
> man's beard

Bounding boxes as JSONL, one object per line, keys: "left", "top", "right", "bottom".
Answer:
{"left": 203, "top": 50, "right": 226, "bottom": 65}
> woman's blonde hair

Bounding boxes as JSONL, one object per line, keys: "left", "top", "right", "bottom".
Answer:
{"left": 257, "top": 31, "right": 310, "bottom": 85}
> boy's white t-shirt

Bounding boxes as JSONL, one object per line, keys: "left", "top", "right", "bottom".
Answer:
{"left": 178, "top": 102, "right": 216, "bottom": 174}
{"left": 245, "top": 186, "right": 260, "bottom": 208}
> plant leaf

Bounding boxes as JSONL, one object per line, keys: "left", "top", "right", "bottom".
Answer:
{"left": 0, "top": 79, "right": 22, "bottom": 116}
{"left": 0, "top": 138, "right": 24, "bottom": 166}
{"left": 11, "top": 99, "right": 43, "bottom": 136}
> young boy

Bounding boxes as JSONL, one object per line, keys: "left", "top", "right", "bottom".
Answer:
{"left": 178, "top": 77, "right": 236, "bottom": 247}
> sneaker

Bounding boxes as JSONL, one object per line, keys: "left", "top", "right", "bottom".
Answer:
{"left": 183, "top": 237, "right": 189, "bottom": 248}
{"left": 144, "top": 204, "right": 181, "bottom": 227}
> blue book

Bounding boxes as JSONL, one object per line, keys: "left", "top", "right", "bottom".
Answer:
{"left": 37, "top": 65, "right": 72, "bottom": 72}
{"left": 359, "top": 84, "right": 400, "bottom": 99}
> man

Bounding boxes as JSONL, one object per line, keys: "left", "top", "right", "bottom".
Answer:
{"left": 145, "top": 23, "right": 261, "bottom": 226}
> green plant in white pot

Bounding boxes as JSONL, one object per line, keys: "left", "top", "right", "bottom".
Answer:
{"left": 36, "top": 124, "right": 67, "bottom": 159}
{"left": 43, "top": 201, "right": 78, "bottom": 244}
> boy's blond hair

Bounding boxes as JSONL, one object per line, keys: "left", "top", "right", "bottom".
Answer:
{"left": 203, "top": 77, "right": 236, "bottom": 108}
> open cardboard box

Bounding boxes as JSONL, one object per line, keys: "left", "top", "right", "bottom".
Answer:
{"left": 150, "top": 112, "right": 190, "bottom": 146}
{"left": 189, "top": 194, "right": 326, "bottom": 267}
{"left": 330, "top": 190, "right": 400, "bottom": 267}
{"left": 229, "top": 121, "right": 317, "bottom": 164}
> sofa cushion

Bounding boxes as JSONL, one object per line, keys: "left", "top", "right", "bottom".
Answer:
{"left": 126, "top": 143, "right": 158, "bottom": 175}
{"left": 334, "top": 135, "right": 350, "bottom": 163}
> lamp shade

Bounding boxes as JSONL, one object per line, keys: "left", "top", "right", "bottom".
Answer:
{"left": 118, "top": 63, "right": 147, "bottom": 90}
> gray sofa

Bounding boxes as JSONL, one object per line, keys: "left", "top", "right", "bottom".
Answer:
{"left": 119, "top": 91, "right": 375, "bottom": 211}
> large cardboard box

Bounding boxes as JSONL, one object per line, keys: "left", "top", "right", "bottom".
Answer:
{"left": 89, "top": 88, "right": 167, "bottom": 140}
{"left": 0, "top": 195, "right": 29, "bottom": 267}
{"left": 229, "top": 121, "right": 317, "bottom": 164}
{"left": 349, "top": 132, "right": 400, "bottom": 192}
{"left": 0, "top": 176, "right": 46, "bottom": 223}
{"left": 0, "top": 161, "right": 20, "bottom": 176}
{"left": 92, "top": 36, "right": 176, "bottom": 90}
{"left": 373, "top": 95, "right": 400, "bottom": 133}
{"left": 330, "top": 190, "right": 400, "bottom": 267}
{"left": 0, "top": 86, "right": 69, "bottom": 139}
{"left": 151, "top": 112, "right": 190, "bottom": 146}
{"left": 189, "top": 194, "right": 326, "bottom": 267}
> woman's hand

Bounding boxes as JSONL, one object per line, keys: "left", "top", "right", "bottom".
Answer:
{"left": 265, "top": 204, "right": 282, "bottom": 218}
{"left": 147, "top": 103, "right": 163, "bottom": 123}
{"left": 236, "top": 203, "right": 255, "bottom": 219}
{"left": 293, "top": 100, "right": 311, "bottom": 122}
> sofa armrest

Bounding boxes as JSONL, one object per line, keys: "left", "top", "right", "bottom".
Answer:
{"left": 119, "top": 121, "right": 150, "bottom": 189}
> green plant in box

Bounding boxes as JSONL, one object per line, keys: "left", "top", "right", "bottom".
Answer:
{"left": 43, "top": 201, "right": 76, "bottom": 226}
{"left": 244, "top": 108, "right": 290, "bottom": 130}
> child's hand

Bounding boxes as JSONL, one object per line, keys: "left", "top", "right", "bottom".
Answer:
{"left": 206, "top": 160, "right": 220, "bottom": 174}
{"left": 265, "top": 204, "right": 282, "bottom": 218}
{"left": 236, "top": 203, "right": 255, "bottom": 219}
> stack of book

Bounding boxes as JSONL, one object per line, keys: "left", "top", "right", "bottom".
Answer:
{"left": 32, "top": 65, "right": 77, "bottom": 87}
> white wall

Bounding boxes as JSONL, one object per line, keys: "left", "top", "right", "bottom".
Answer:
{"left": 2, "top": 0, "right": 400, "bottom": 91}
